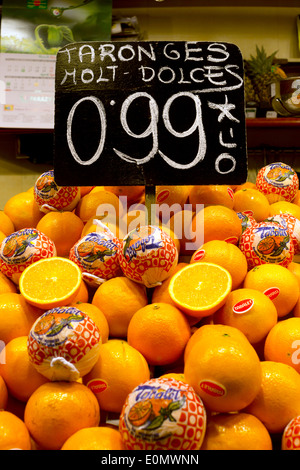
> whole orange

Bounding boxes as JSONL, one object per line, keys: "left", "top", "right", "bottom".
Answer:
{"left": 0, "top": 336, "right": 49, "bottom": 402}
{"left": 264, "top": 317, "right": 300, "bottom": 373}
{"left": 83, "top": 339, "right": 150, "bottom": 413}
{"left": 61, "top": 426, "right": 125, "bottom": 450}
{"left": 201, "top": 412, "right": 272, "bottom": 450}
{"left": 92, "top": 276, "right": 148, "bottom": 338}
{"left": 0, "top": 410, "right": 32, "bottom": 450}
{"left": 244, "top": 360, "right": 300, "bottom": 434}
{"left": 4, "top": 191, "right": 43, "bottom": 231}
{"left": 190, "top": 205, "right": 242, "bottom": 246}
{"left": 0, "top": 211, "right": 15, "bottom": 236}
{"left": 243, "top": 263, "right": 299, "bottom": 317}
{"left": 105, "top": 185, "right": 145, "bottom": 205}
{"left": 0, "top": 292, "right": 43, "bottom": 345}
{"left": 269, "top": 201, "right": 300, "bottom": 220}
{"left": 214, "top": 287, "right": 278, "bottom": 345}
{"left": 189, "top": 185, "right": 235, "bottom": 210}
{"left": 184, "top": 324, "right": 261, "bottom": 413}
{"left": 233, "top": 188, "right": 270, "bottom": 222}
{"left": 24, "top": 381, "right": 100, "bottom": 450}
{"left": 155, "top": 185, "right": 191, "bottom": 211}
{"left": 37, "top": 211, "right": 84, "bottom": 257}
{"left": 127, "top": 302, "right": 191, "bottom": 366}
{"left": 76, "top": 189, "right": 120, "bottom": 223}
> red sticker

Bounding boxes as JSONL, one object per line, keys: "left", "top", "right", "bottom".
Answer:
{"left": 193, "top": 249, "right": 205, "bottom": 261}
{"left": 224, "top": 236, "right": 239, "bottom": 244}
{"left": 199, "top": 380, "right": 226, "bottom": 397}
{"left": 233, "top": 298, "right": 254, "bottom": 314}
{"left": 157, "top": 190, "right": 170, "bottom": 203}
{"left": 263, "top": 287, "right": 280, "bottom": 300}
{"left": 243, "top": 210, "right": 254, "bottom": 216}
{"left": 227, "top": 187, "right": 234, "bottom": 200}
{"left": 87, "top": 379, "right": 108, "bottom": 394}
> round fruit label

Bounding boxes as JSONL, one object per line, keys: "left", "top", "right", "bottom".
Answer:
{"left": 232, "top": 298, "right": 254, "bottom": 314}
{"left": 199, "top": 380, "right": 227, "bottom": 397}
{"left": 29, "top": 307, "right": 86, "bottom": 348}
{"left": 263, "top": 287, "right": 280, "bottom": 300}
{"left": 263, "top": 162, "right": 296, "bottom": 189}
{"left": 87, "top": 378, "right": 108, "bottom": 394}
{"left": 119, "top": 225, "right": 178, "bottom": 288}
{"left": 241, "top": 221, "right": 293, "bottom": 268}
{"left": 192, "top": 249, "right": 205, "bottom": 261}
{"left": 27, "top": 306, "right": 101, "bottom": 368}
{"left": 156, "top": 189, "right": 170, "bottom": 204}
{"left": 0, "top": 228, "right": 56, "bottom": 282}
{"left": 120, "top": 377, "right": 205, "bottom": 445}
{"left": 0, "top": 229, "right": 39, "bottom": 265}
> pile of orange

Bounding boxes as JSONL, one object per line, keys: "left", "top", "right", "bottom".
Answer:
{"left": 2, "top": 163, "right": 300, "bottom": 450}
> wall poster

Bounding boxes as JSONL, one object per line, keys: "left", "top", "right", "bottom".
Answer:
{"left": 0, "top": 0, "right": 112, "bottom": 128}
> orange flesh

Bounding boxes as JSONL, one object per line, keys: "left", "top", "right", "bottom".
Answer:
{"left": 21, "top": 259, "right": 80, "bottom": 302}
{"left": 171, "top": 264, "right": 231, "bottom": 308}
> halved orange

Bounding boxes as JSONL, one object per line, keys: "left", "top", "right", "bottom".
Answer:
{"left": 168, "top": 262, "right": 232, "bottom": 317}
{"left": 19, "top": 257, "right": 82, "bottom": 309}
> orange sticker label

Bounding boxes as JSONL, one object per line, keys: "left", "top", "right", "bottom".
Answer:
{"left": 87, "top": 378, "right": 108, "bottom": 394}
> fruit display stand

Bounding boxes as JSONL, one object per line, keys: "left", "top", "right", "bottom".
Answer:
{"left": 2, "top": 40, "right": 300, "bottom": 452}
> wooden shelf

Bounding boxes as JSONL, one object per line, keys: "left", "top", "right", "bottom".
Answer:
{"left": 246, "top": 118, "right": 300, "bottom": 148}
{"left": 246, "top": 117, "right": 300, "bottom": 128}
{"left": 112, "top": 0, "right": 300, "bottom": 8}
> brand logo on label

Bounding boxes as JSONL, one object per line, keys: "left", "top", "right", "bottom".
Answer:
{"left": 193, "top": 249, "right": 205, "bottom": 261}
{"left": 199, "top": 380, "right": 226, "bottom": 397}
{"left": 233, "top": 298, "right": 254, "bottom": 314}
{"left": 87, "top": 379, "right": 108, "bottom": 394}
{"left": 263, "top": 287, "right": 280, "bottom": 300}
{"left": 157, "top": 190, "right": 170, "bottom": 203}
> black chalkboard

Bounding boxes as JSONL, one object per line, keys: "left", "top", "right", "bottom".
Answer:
{"left": 54, "top": 41, "right": 247, "bottom": 186}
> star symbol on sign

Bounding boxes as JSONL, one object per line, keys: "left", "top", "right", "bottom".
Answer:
{"left": 208, "top": 95, "right": 240, "bottom": 123}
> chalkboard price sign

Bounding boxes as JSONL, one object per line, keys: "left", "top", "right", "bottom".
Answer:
{"left": 54, "top": 41, "right": 247, "bottom": 186}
